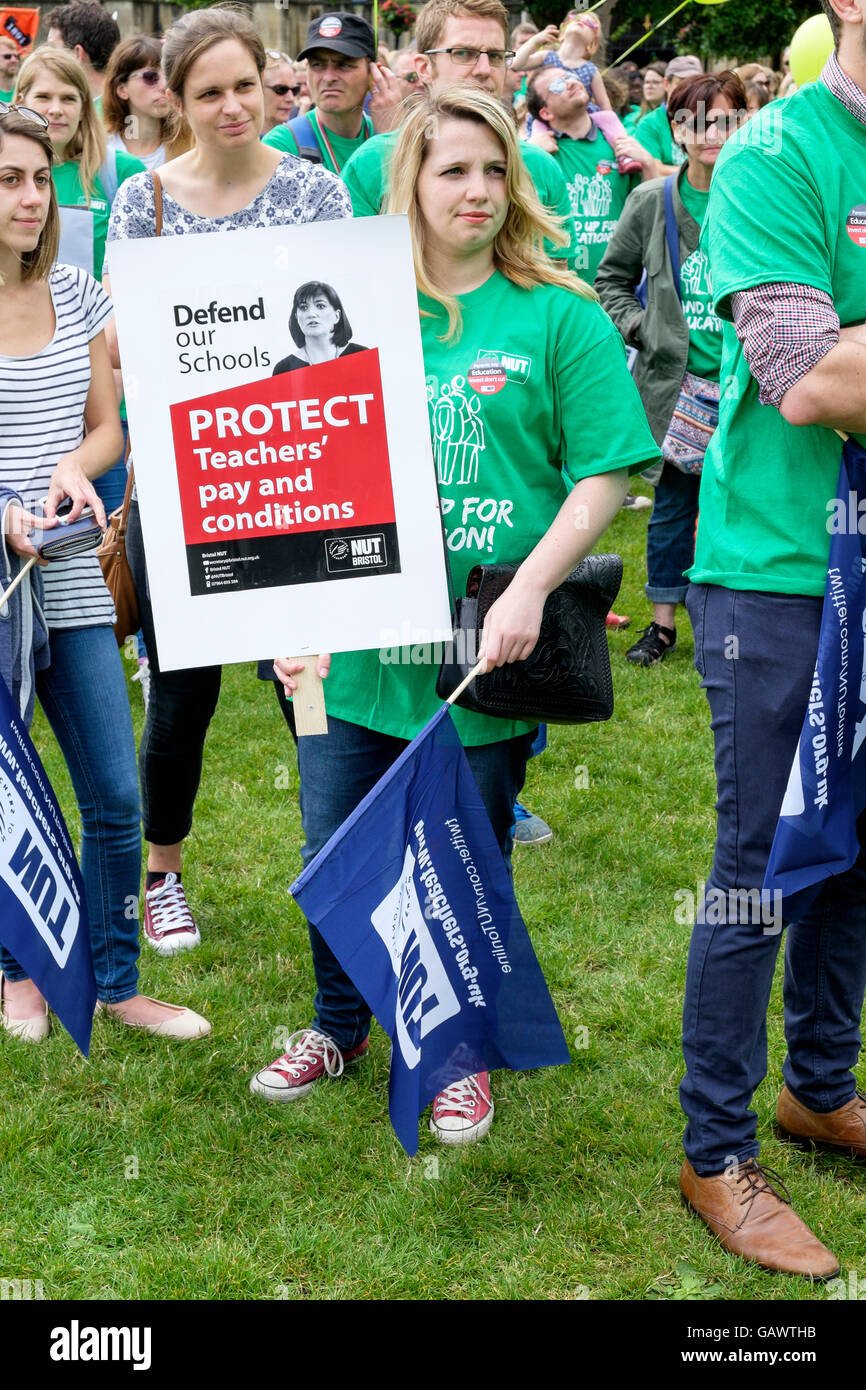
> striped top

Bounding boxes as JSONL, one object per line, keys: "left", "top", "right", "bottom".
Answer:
{"left": 0, "top": 263, "right": 115, "bottom": 630}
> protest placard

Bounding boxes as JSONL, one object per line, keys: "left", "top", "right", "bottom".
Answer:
{"left": 108, "top": 216, "right": 451, "bottom": 671}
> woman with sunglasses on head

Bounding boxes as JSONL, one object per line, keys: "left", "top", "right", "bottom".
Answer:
{"left": 251, "top": 85, "right": 658, "bottom": 1143}
{"left": 15, "top": 48, "right": 146, "bottom": 543}
{"left": 103, "top": 36, "right": 192, "bottom": 171}
{"left": 104, "top": 4, "right": 351, "bottom": 960}
{"left": 0, "top": 106, "right": 210, "bottom": 1041}
{"left": 262, "top": 49, "right": 299, "bottom": 134}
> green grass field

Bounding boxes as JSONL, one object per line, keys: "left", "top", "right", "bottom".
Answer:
{"left": 4, "top": 491, "right": 861, "bottom": 1303}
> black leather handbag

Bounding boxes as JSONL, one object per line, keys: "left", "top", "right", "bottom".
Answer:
{"left": 436, "top": 554, "right": 623, "bottom": 724}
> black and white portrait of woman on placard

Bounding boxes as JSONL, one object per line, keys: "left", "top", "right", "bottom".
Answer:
{"left": 272, "top": 281, "right": 368, "bottom": 375}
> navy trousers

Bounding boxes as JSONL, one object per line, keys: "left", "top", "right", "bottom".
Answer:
{"left": 681, "top": 583, "right": 866, "bottom": 1174}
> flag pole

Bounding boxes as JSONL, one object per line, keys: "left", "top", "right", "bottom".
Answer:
{"left": 0, "top": 555, "right": 37, "bottom": 614}
{"left": 601, "top": 0, "right": 690, "bottom": 74}
{"left": 446, "top": 658, "right": 487, "bottom": 706}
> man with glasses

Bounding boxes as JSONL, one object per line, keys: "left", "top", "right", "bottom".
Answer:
{"left": 389, "top": 48, "right": 422, "bottom": 96}
{"left": 263, "top": 13, "right": 402, "bottom": 173}
{"left": 526, "top": 68, "right": 651, "bottom": 285}
{"left": 341, "top": 0, "right": 577, "bottom": 267}
{"left": 0, "top": 36, "right": 21, "bottom": 103}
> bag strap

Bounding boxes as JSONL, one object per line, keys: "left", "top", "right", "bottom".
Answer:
{"left": 151, "top": 169, "right": 163, "bottom": 236}
{"left": 98, "top": 151, "right": 119, "bottom": 207}
{"left": 287, "top": 113, "right": 323, "bottom": 165}
{"left": 663, "top": 173, "right": 682, "bottom": 302}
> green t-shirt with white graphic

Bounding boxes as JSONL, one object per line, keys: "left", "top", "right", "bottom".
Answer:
{"left": 551, "top": 128, "right": 636, "bottom": 285}
{"left": 637, "top": 104, "right": 686, "bottom": 168}
{"left": 678, "top": 176, "right": 723, "bottom": 381}
{"left": 263, "top": 109, "right": 373, "bottom": 176}
{"left": 690, "top": 80, "right": 866, "bottom": 597}
{"left": 53, "top": 151, "right": 144, "bottom": 278}
{"left": 341, "top": 129, "right": 578, "bottom": 265}
{"left": 321, "top": 271, "right": 659, "bottom": 745}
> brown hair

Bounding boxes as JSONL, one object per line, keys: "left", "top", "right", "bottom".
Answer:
{"left": 16, "top": 47, "right": 105, "bottom": 201}
{"left": 102, "top": 34, "right": 163, "bottom": 134}
{"left": 666, "top": 69, "right": 747, "bottom": 130}
{"left": 415, "top": 0, "right": 509, "bottom": 56}
{"left": 819, "top": 1, "right": 841, "bottom": 44}
{"left": 387, "top": 85, "right": 594, "bottom": 340}
{"left": 0, "top": 111, "right": 60, "bottom": 282}
{"left": 160, "top": 5, "right": 265, "bottom": 145}
{"left": 102, "top": 33, "right": 192, "bottom": 159}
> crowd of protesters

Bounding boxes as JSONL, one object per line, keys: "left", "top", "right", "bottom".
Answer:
{"left": 1, "top": 0, "right": 864, "bottom": 1283}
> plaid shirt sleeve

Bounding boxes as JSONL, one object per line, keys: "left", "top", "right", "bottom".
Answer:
{"left": 730, "top": 284, "right": 840, "bottom": 409}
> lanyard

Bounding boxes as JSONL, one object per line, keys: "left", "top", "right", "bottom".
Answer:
{"left": 315, "top": 111, "right": 372, "bottom": 173}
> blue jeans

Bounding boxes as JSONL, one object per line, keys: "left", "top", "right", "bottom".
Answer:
{"left": 646, "top": 463, "right": 701, "bottom": 606}
{"left": 296, "top": 716, "right": 535, "bottom": 1051}
{"left": 0, "top": 625, "right": 142, "bottom": 1002}
{"left": 680, "top": 584, "right": 866, "bottom": 1174}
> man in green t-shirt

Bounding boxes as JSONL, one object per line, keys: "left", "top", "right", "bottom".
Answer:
{"left": 0, "top": 35, "right": 21, "bottom": 103}
{"left": 679, "top": 0, "right": 866, "bottom": 1280}
{"left": 263, "top": 13, "right": 399, "bottom": 175}
{"left": 525, "top": 68, "right": 650, "bottom": 285}
{"left": 340, "top": 0, "right": 578, "bottom": 266}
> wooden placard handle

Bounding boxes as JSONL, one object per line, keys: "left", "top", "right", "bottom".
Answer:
{"left": 0, "top": 555, "right": 37, "bottom": 614}
{"left": 289, "top": 656, "right": 328, "bottom": 737}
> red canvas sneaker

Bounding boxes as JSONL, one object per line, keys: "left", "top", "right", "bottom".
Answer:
{"left": 430, "top": 1071, "right": 494, "bottom": 1145}
{"left": 143, "top": 872, "right": 201, "bottom": 956}
{"left": 249, "top": 1028, "right": 369, "bottom": 1102}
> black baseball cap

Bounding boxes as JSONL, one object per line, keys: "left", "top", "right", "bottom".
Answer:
{"left": 297, "top": 13, "right": 376, "bottom": 62}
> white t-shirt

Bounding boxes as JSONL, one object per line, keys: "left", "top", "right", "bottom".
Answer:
{"left": 0, "top": 264, "right": 115, "bottom": 630}
{"left": 106, "top": 129, "right": 167, "bottom": 173}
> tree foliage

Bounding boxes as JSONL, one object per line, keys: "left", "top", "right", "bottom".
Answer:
{"left": 523, "top": 0, "right": 822, "bottom": 66}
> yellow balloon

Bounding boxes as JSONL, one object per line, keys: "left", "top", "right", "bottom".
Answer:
{"left": 789, "top": 13, "right": 834, "bottom": 86}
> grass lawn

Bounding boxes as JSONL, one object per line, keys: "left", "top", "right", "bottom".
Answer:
{"left": 3, "top": 489, "right": 861, "bottom": 1303}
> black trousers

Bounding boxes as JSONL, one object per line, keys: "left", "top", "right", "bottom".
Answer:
{"left": 127, "top": 499, "right": 296, "bottom": 844}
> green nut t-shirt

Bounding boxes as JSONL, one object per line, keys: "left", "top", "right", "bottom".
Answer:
{"left": 636, "top": 104, "right": 686, "bottom": 168}
{"left": 322, "top": 271, "right": 659, "bottom": 745}
{"left": 53, "top": 151, "right": 145, "bottom": 278}
{"left": 263, "top": 109, "right": 374, "bottom": 176}
{"left": 690, "top": 79, "right": 866, "bottom": 597}
{"left": 551, "top": 127, "right": 636, "bottom": 285}
{"left": 677, "top": 175, "right": 723, "bottom": 381}
{"left": 341, "top": 128, "right": 578, "bottom": 265}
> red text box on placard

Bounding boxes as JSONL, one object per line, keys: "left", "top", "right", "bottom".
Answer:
{"left": 170, "top": 349, "right": 395, "bottom": 546}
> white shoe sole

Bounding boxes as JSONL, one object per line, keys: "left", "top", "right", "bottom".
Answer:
{"left": 430, "top": 1103, "right": 495, "bottom": 1146}
{"left": 145, "top": 931, "right": 201, "bottom": 957}
{"left": 249, "top": 1073, "right": 318, "bottom": 1102}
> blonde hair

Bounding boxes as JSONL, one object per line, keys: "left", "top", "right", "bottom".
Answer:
{"left": 387, "top": 85, "right": 595, "bottom": 340}
{"left": 0, "top": 111, "right": 60, "bottom": 282}
{"left": 15, "top": 47, "right": 105, "bottom": 201}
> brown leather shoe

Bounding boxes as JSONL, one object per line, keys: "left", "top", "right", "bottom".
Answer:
{"left": 777, "top": 1085, "right": 866, "bottom": 1159}
{"left": 680, "top": 1157, "right": 839, "bottom": 1278}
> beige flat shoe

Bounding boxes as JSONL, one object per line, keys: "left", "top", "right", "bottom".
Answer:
{"left": 0, "top": 972, "right": 50, "bottom": 1043}
{"left": 97, "top": 995, "right": 212, "bottom": 1040}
